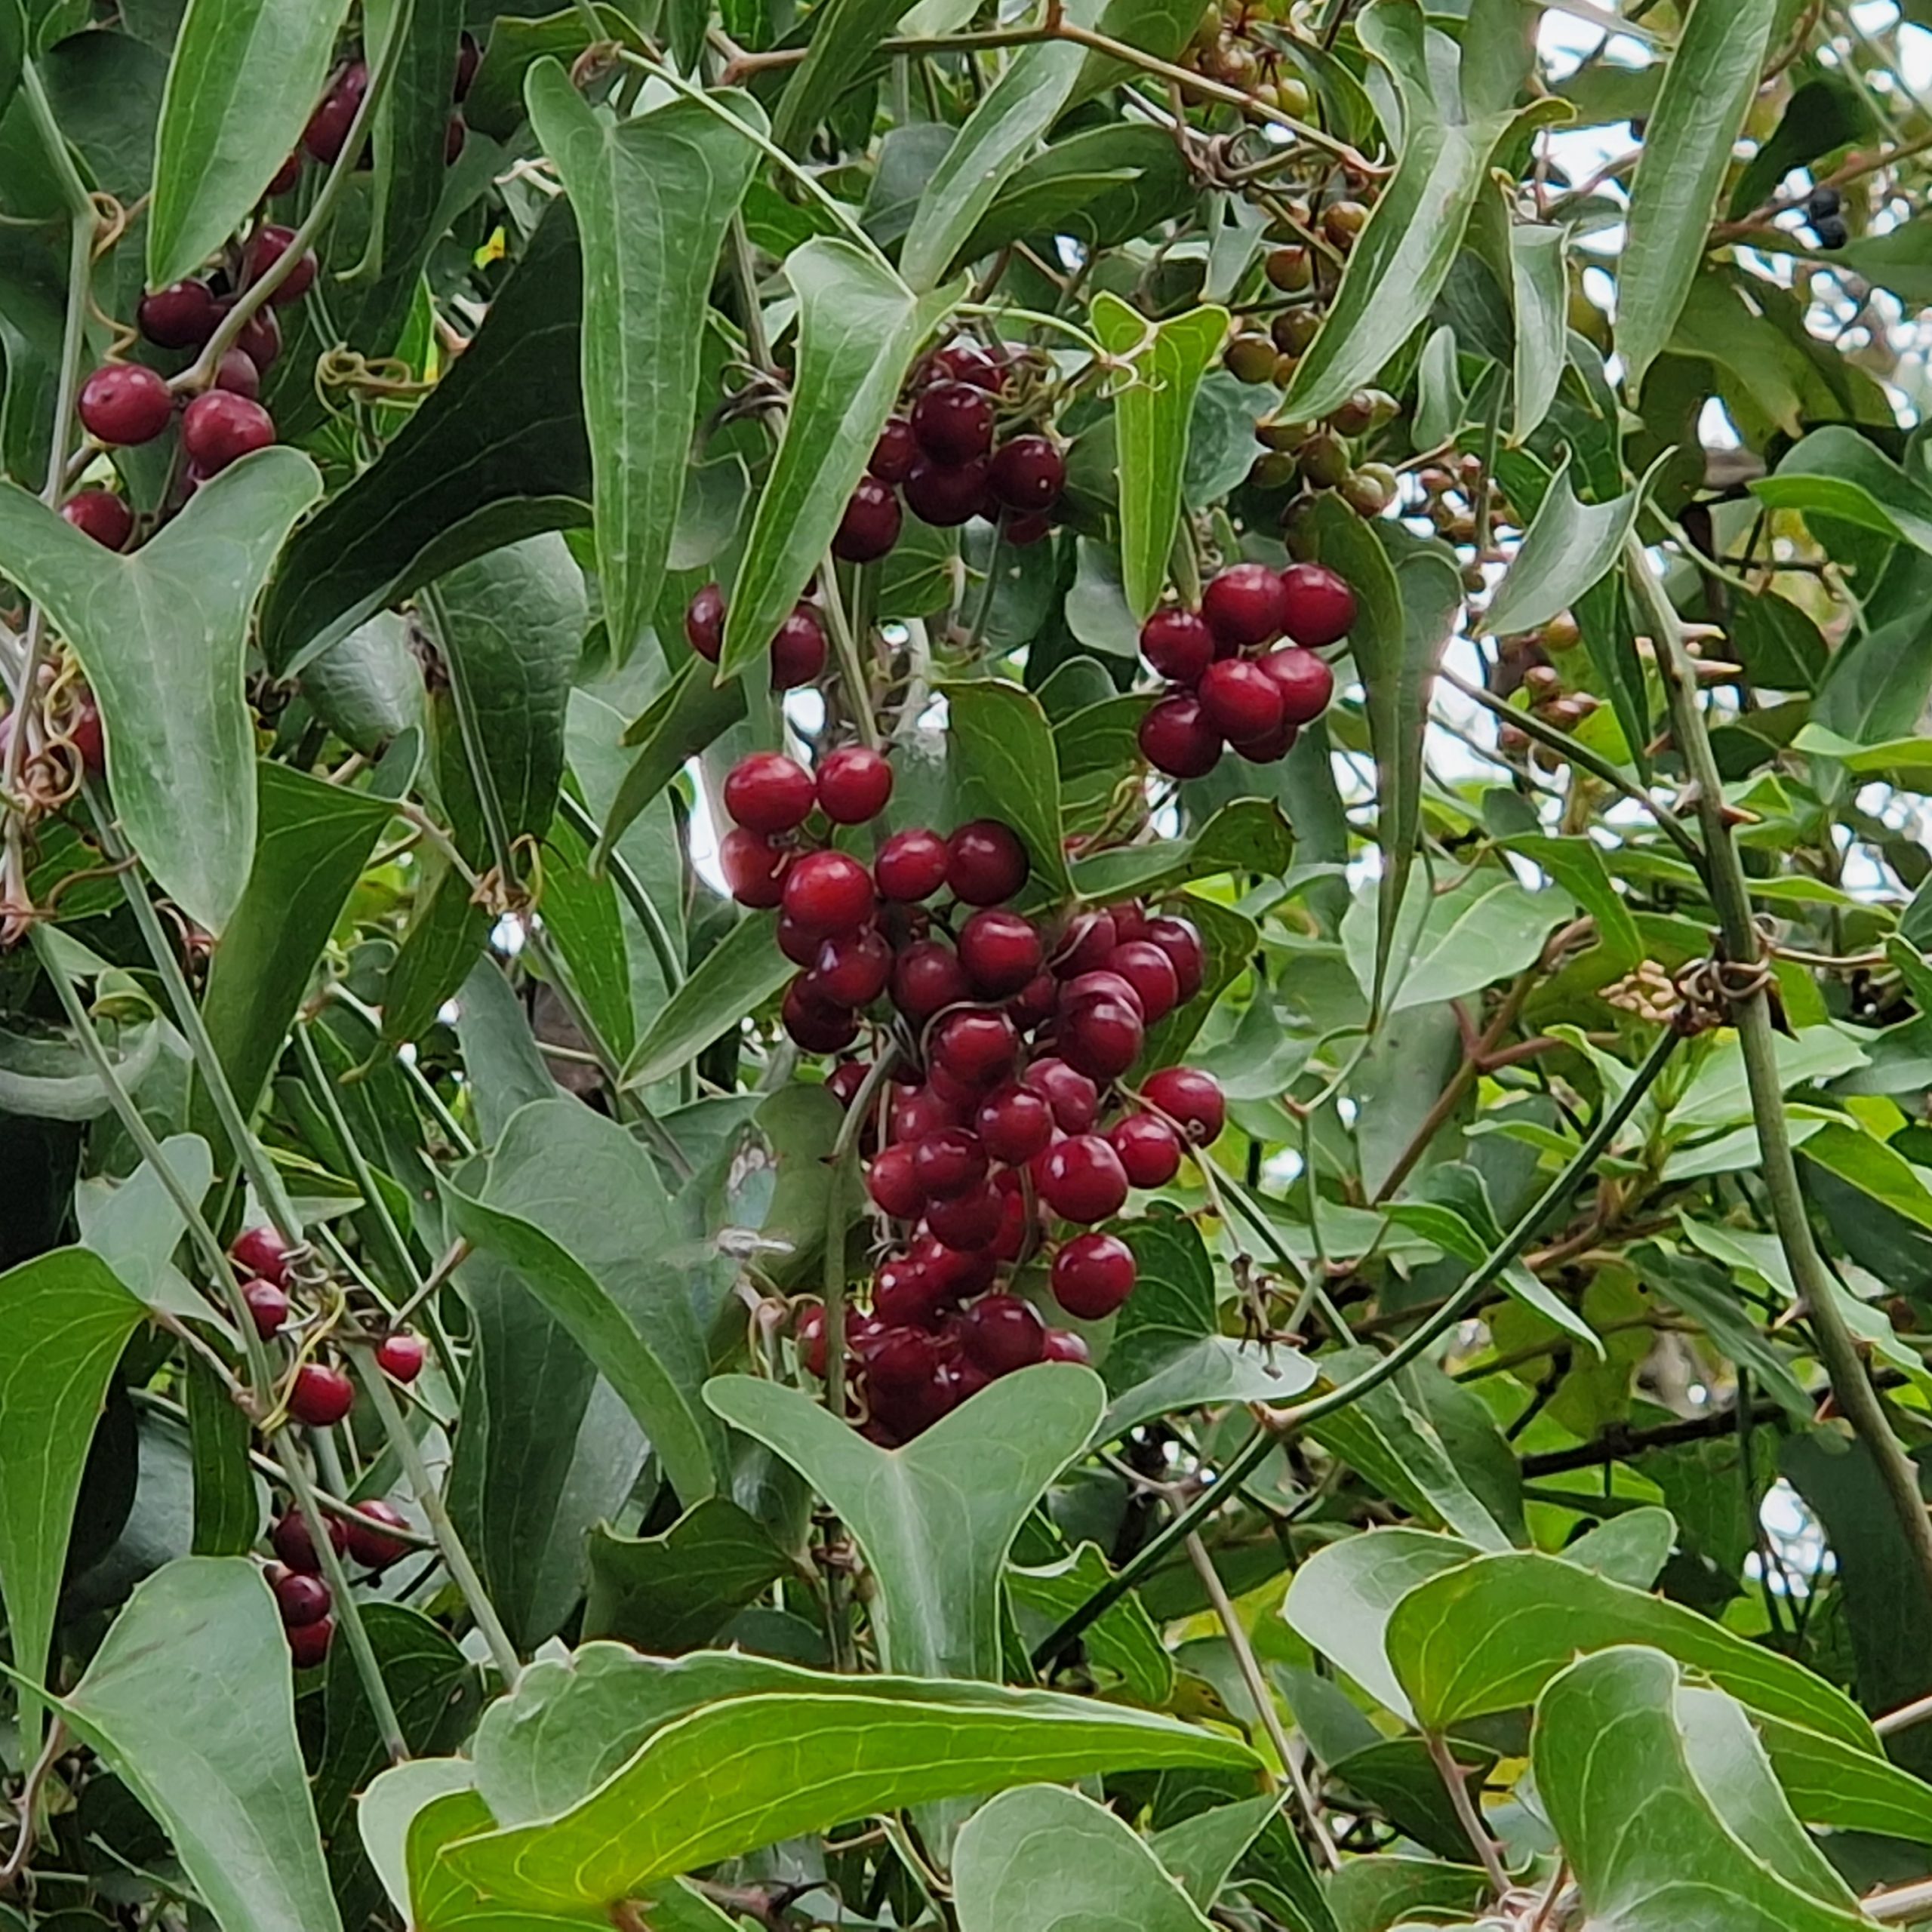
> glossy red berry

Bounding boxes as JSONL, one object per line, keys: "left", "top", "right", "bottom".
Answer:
{"left": 1258, "top": 644, "right": 1336, "bottom": 725}
{"left": 1002, "top": 511, "right": 1053, "bottom": 545}
{"left": 1022, "top": 1057, "right": 1099, "bottom": 1133}
{"left": 1143, "top": 1066, "right": 1226, "bottom": 1143}
{"left": 242, "top": 1278, "right": 290, "bottom": 1339}
{"left": 1106, "top": 940, "right": 1180, "bottom": 1022}
{"left": 784, "top": 916, "right": 827, "bottom": 975}
{"left": 272, "top": 1568, "right": 331, "bottom": 1626}
{"left": 1109, "top": 1112, "right": 1183, "bottom": 1187}
{"left": 867, "top": 1142, "right": 927, "bottom": 1219}
{"left": 1009, "top": 971, "right": 1057, "bottom": 1028}
{"left": 912, "top": 1233, "right": 997, "bottom": 1301}
{"left": 770, "top": 605, "right": 828, "bottom": 690}
{"left": 1233, "top": 716, "right": 1294, "bottom": 764}
{"left": 289, "top": 1362, "right": 355, "bottom": 1427}
{"left": 930, "top": 1008, "right": 1020, "bottom": 1090}
{"left": 987, "top": 435, "right": 1065, "bottom": 513}
{"left": 266, "top": 150, "right": 303, "bottom": 195}
{"left": 1279, "top": 562, "right": 1357, "bottom": 647}
{"left": 376, "top": 1332, "right": 426, "bottom": 1383}
{"left": 1197, "top": 657, "right": 1284, "bottom": 746}
{"left": 783, "top": 850, "right": 874, "bottom": 936}
{"left": 871, "top": 417, "right": 918, "bottom": 483}
{"left": 1139, "top": 694, "right": 1222, "bottom": 779}
{"left": 1144, "top": 915, "right": 1205, "bottom": 1001}
{"left": 1202, "top": 561, "right": 1291, "bottom": 648}
{"left": 287, "top": 1616, "right": 335, "bottom": 1667}
{"left": 78, "top": 364, "right": 173, "bottom": 446}
{"left": 872, "top": 1257, "right": 946, "bottom": 1329}
{"left": 814, "top": 928, "right": 893, "bottom": 1007}
{"left": 66, "top": 695, "right": 104, "bottom": 776}
{"left": 975, "top": 1083, "right": 1054, "bottom": 1164}
{"left": 343, "top": 1500, "right": 412, "bottom": 1569}
{"left": 911, "top": 380, "right": 996, "bottom": 465}
{"left": 863, "top": 1321, "right": 946, "bottom": 1392}
{"left": 1043, "top": 1327, "right": 1092, "bottom": 1364}
{"left": 904, "top": 456, "right": 989, "bottom": 527}
{"left": 181, "top": 391, "right": 275, "bottom": 473}
{"left": 947, "top": 820, "right": 1029, "bottom": 906}
{"left": 957, "top": 909, "right": 1043, "bottom": 997}
{"left": 817, "top": 746, "right": 894, "bottom": 824}
{"left": 827, "top": 1060, "right": 869, "bottom": 1109}
{"left": 1061, "top": 968, "right": 1145, "bottom": 1020}
{"left": 245, "top": 224, "right": 318, "bottom": 304}
{"left": 61, "top": 489, "right": 133, "bottom": 551}
{"left": 913, "top": 1127, "right": 989, "bottom": 1198}
{"left": 1060, "top": 998, "right": 1144, "bottom": 1081}
{"left": 892, "top": 940, "right": 971, "bottom": 1023}
{"left": 720, "top": 826, "right": 787, "bottom": 908}
{"left": 724, "top": 752, "right": 816, "bottom": 834}
{"left": 232, "top": 303, "right": 281, "bottom": 372}
{"left": 833, "top": 477, "right": 903, "bottom": 563}
{"left": 214, "top": 348, "right": 262, "bottom": 398}
{"left": 1110, "top": 901, "right": 1150, "bottom": 944}
{"left": 931, "top": 341, "right": 1008, "bottom": 390}
{"left": 894, "top": 1084, "right": 965, "bottom": 1143}
{"left": 272, "top": 1509, "right": 346, "bottom": 1574}
{"left": 137, "top": 278, "right": 220, "bottom": 349}
{"left": 1140, "top": 608, "right": 1214, "bottom": 685}
{"left": 686, "top": 583, "right": 726, "bottom": 661}
{"left": 304, "top": 61, "right": 368, "bottom": 163}
{"left": 1051, "top": 1232, "right": 1137, "bottom": 1318}
{"left": 923, "top": 1177, "right": 1004, "bottom": 1250}
{"left": 782, "top": 978, "right": 860, "bottom": 1054}
{"left": 958, "top": 1294, "right": 1046, "bottom": 1375}
{"left": 1038, "top": 1136, "right": 1130, "bottom": 1224}
{"left": 232, "top": 1226, "right": 291, "bottom": 1285}
{"left": 875, "top": 827, "right": 950, "bottom": 902}
{"left": 795, "top": 1302, "right": 830, "bottom": 1377}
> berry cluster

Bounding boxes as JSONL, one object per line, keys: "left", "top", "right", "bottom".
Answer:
{"left": 265, "top": 1496, "right": 412, "bottom": 1668}
{"left": 1136, "top": 560, "right": 1352, "bottom": 777}
{"left": 1804, "top": 183, "right": 1847, "bottom": 253}
{"left": 685, "top": 582, "right": 826, "bottom": 691}
{"left": 1244, "top": 386, "right": 1399, "bottom": 522}
{"left": 303, "top": 31, "right": 478, "bottom": 173}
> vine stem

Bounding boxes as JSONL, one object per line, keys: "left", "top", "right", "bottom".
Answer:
{"left": 1032, "top": 1020, "right": 1683, "bottom": 1671}
{"left": 1628, "top": 533, "right": 1932, "bottom": 1608}
{"left": 1426, "top": 1733, "right": 1509, "bottom": 1895}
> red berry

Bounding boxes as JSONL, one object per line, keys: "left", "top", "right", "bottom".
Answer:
{"left": 930, "top": 1008, "right": 1020, "bottom": 1089}
{"left": 1009, "top": 971, "right": 1057, "bottom": 1027}
{"left": 1109, "top": 1112, "right": 1183, "bottom": 1187}
{"left": 304, "top": 61, "right": 368, "bottom": 163}
{"left": 1038, "top": 1136, "right": 1130, "bottom": 1224}
{"left": 924, "top": 1178, "right": 1004, "bottom": 1250}
{"left": 1139, "top": 694, "right": 1222, "bottom": 779}
{"left": 905, "top": 456, "right": 989, "bottom": 527}
{"left": 686, "top": 583, "right": 726, "bottom": 661}
{"left": 911, "top": 380, "right": 995, "bottom": 465}
{"left": 78, "top": 364, "right": 173, "bottom": 446}
{"left": 867, "top": 1142, "right": 927, "bottom": 1219}
{"left": 242, "top": 1278, "right": 289, "bottom": 1339}
{"left": 1110, "top": 901, "right": 1151, "bottom": 944}
{"left": 376, "top": 1331, "right": 426, "bottom": 1383}
{"left": 947, "top": 820, "right": 1029, "bottom": 906}
{"left": 214, "top": 348, "right": 262, "bottom": 398}
{"left": 232, "top": 1226, "right": 291, "bottom": 1285}
{"left": 266, "top": 151, "right": 303, "bottom": 195}
{"left": 958, "top": 1294, "right": 1046, "bottom": 1375}
{"left": 1043, "top": 1328, "right": 1092, "bottom": 1364}
{"left": 724, "top": 752, "right": 816, "bottom": 834}
{"left": 1279, "top": 562, "right": 1357, "bottom": 647}
{"left": 873, "top": 1257, "right": 946, "bottom": 1329}
{"left": 1022, "top": 1057, "right": 1099, "bottom": 1132}
{"left": 957, "top": 909, "right": 1043, "bottom": 996}
{"left": 892, "top": 940, "right": 971, "bottom": 1023}
{"left": 782, "top": 978, "right": 859, "bottom": 1054}
{"left": 1197, "top": 657, "right": 1284, "bottom": 746}
{"left": 272, "top": 1568, "right": 331, "bottom": 1626}
{"left": 181, "top": 391, "right": 275, "bottom": 473}
{"left": 987, "top": 435, "right": 1065, "bottom": 513}
{"left": 232, "top": 303, "right": 283, "bottom": 373}
{"left": 827, "top": 1060, "right": 869, "bottom": 1108}
{"left": 783, "top": 851, "right": 874, "bottom": 936}
{"left": 1106, "top": 941, "right": 1181, "bottom": 1023}
{"left": 795, "top": 1303, "right": 830, "bottom": 1377}
{"left": 913, "top": 1127, "right": 989, "bottom": 1198}
{"left": 832, "top": 478, "right": 903, "bottom": 563}
{"left": 343, "top": 1500, "right": 412, "bottom": 1568}
{"left": 817, "top": 746, "right": 894, "bottom": 824}
{"left": 289, "top": 1361, "right": 355, "bottom": 1427}
{"left": 931, "top": 341, "right": 1008, "bottom": 391}
{"left": 445, "top": 115, "right": 468, "bottom": 165}
{"left": 245, "top": 224, "right": 318, "bottom": 304}
{"left": 771, "top": 606, "right": 828, "bottom": 690}
{"left": 875, "top": 827, "right": 950, "bottom": 902}
{"left": 1060, "top": 968, "right": 1145, "bottom": 1021}
{"left": 1140, "top": 609, "right": 1214, "bottom": 685}
{"left": 1145, "top": 915, "right": 1205, "bottom": 1001}
{"left": 911, "top": 1234, "right": 997, "bottom": 1301}
{"left": 137, "top": 279, "right": 220, "bottom": 349}
{"left": 893, "top": 1082, "right": 965, "bottom": 1142}
{"left": 976, "top": 1083, "right": 1054, "bottom": 1164}
{"left": 719, "top": 826, "right": 787, "bottom": 908}
{"left": 1143, "top": 1066, "right": 1226, "bottom": 1143}
{"left": 1051, "top": 1232, "right": 1137, "bottom": 1318}
{"left": 781, "top": 915, "right": 824, "bottom": 970}
{"left": 1060, "top": 998, "right": 1144, "bottom": 1081}
{"left": 1053, "top": 912, "right": 1117, "bottom": 979}
{"left": 1202, "top": 561, "right": 1291, "bottom": 648}
{"left": 1232, "top": 717, "right": 1294, "bottom": 764}
{"left": 1002, "top": 510, "right": 1053, "bottom": 546}
{"left": 66, "top": 694, "right": 104, "bottom": 776}
{"left": 454, "top": 30, "right": 482, "bottom": 100}
{"left": 271, "top": 1509, "right": 346, "bottom": 1575}
{"left": 287, "top": 1616, "right": 335, "bottom": 1668}
{"left": 870, "top": 417, "right": 918, "bottom": 483}
{"left": 1258, "top": 643, "right": 1336, "bottom": 724}
{"left": 61, "top": 489, "right": 133, "bottom": 550}
{"left": 814, "top": 928, "right": 893, "bottom": 1007}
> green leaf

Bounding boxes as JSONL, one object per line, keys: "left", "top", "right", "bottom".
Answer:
{"left": 74, "top": 1132, "right": 214, "bottom": 1322}
{"left": 584, "top": 1497, "right": 790, "bottom": 1653}
{"left": 0, "top": 1249, "right": 146, "bottom": 1741}
{"left": 598, "top": 656, "right": 749, "bottom": 866}
{"left": 446, "top": 1097, "right": 725, "bottom": 1504}
{"left": 1509, "top": 221, "right": 1567, "bottom": 441}
{"left": 1486, "top": 454, "right": 1657, "bottom": 638}
{"left": 301, "top": 612, "right": 428, "bottom": 755}
{"left": 1070, "top": 798, "right": 1292, "bottom": 903}
{"left": 773, "top": 0, "right": 915, "bottom": 152}
{"left": 260, "top": 203, "right": 589, "bottom": 674}
{"left": 0, "top": 2, "right": 20, "bottom": 131}
{"left": 960, "top": 123, "right": 1195, "bottom": 263}
{"left": 955, "top": 1785, "right": 1217, "bottom": 1932}
{"left": 38, "top": 1558, "right": 345, "bottom": 1932}
{"left": 196, "top": 763, "right": 392, "bottom": 1140}
{"left": 1325, "top": 1857, "right": 1484, "bottom": 1932}
{"left": 0, "top": 1014, "right": 161, "bottom": 1121}
{"left": 146, "top": 0, "right": 352, "bottom": 287}
{"left": 1090, "top": 294, "right": 1227, "bottom": 620}
{"left": 183, "top": 1352, "right": 257, "bottom": 1557}
{"left": 1008, "top": 1541, "right": 1175, "bottom": 1705}
{"left": 1728, "top": 74, "right": 1875, "bottom": 219}
{"left": 620, "top": 913, "right": 789, "bottom": 1090}
{"left": 527, "top": 66, "right": 763, "bottom": 663}
{"left": 706, "top": 1364, "right": 1106, "bottom": 1679}
{"left": 721, "top": 239, "right": 955, "bottom": 676}
{"left": 1505, "top": 832, "right": 1642, "bottom": 970}
{"left": 1617, "top": 0, "right": 1779, "bottom": 393}
{"left": 1750, "top": 425, "right": 1932, "bottom": 555}
{"left": 1563, "top": 1507, "right": 1678, "bottom": 1591}
{"left": 1149, "top": 1792, "right": 1284, "bottom": 1909}
{"left": 1534, "top": 1649, "right": 1872, "bottom": 1932}
{"left": 1814, "top": 611, "right": 1932, "bottom": 749}
{"left": 946, "top": 678, "right": 1073, "bottom": 899}
{"left": 538, "top": 817, "right": 635, "bottom": 1063}
{"left": 0, "top": 447, "right": 321, "bottom": 931}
